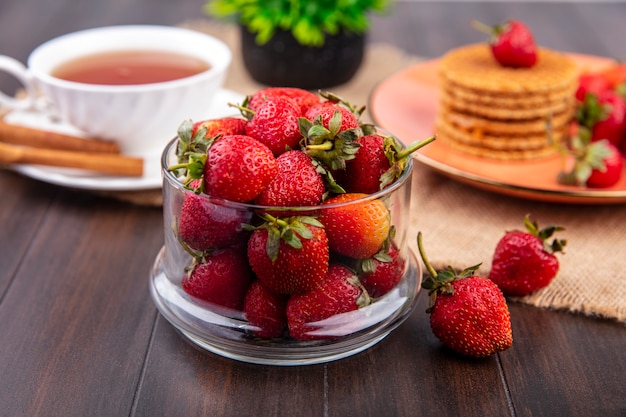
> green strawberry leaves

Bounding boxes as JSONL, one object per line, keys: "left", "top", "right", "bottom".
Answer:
{"left": 522, "top": 214, "right": 566, "bottom": 254}
{"left": 300, "top": 112, "right": 362, "bottom": 171}
{"left": 244, "top": 214, "right": 324, "bottom": 262}
{"left": 417, "top": 231, "right": 483, "bottom": 312}
{"left": 168, "top": 119, "right": 222, "bottom": 193}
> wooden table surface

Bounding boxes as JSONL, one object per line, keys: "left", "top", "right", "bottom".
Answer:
{"left": 1, "top": 1, "right": 625, "bottom": 416}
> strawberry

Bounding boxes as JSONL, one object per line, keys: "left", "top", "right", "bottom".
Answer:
{"left": 247, "top": 87, "right": 320, "bottom": 116}
{"left": 586, "top": 141, "right": 624, "bottom": 187}
{"left": 305, "top": 101, "right": 360, "bottom": 132}
{"left": 178, "top": 192, "right": 251, "bottom": 251}
{"left": 246, "top": 215, "right": 329, "bottom": 294}
{"left": 358, "top": 243, "right": 406, "bottom": 298}
{"left": 245, "top": 96, "right": 303, "bottom": 156}
{"left": 575, "top": 73, "right": 611, "bottom": 102}
{"left": 243, "top": 280, "right": 289, "bottom": 339}
{"left": 191, "top": 117, "right": 247, "bottom": 139}
{"left": 286, "top": 263, "right": 371, "bottom": 341}
{"left": 418, "top": 232, "right": 513, "bottom": 358}
{"left": 169, "top": 122, "right": 279, "bottom": 200}
{"left": 181, "top": 247, "right": 253, "bottom": 311}
{"left": 489, "top": 215, "right": 566, "bottom": 296}
{"left": 558, "top": 137, "right": 624, "bottom": 188}
{"left": 204, "top": 134, "right": 278, "bottom": 202}
{"left": 254, "top": 150, "right": 325, "bottom": 207}
{"left": 337, "top": 132, "right": 435, "bottom": 194}
{"left": 589, "top": 90, "right": 626, "bottom": 147}
{"left": 473, "top": 19, "right": 537, "bottom": 68}
{"left": 320, "top": 193, "right": 391, "bottom": 259}
{"left": 575, "top": 90, "right": 626, "bottom": 146}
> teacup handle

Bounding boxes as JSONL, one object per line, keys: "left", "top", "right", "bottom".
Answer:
{"left": 0, "top": 55, "right": 40, "bottom": 111}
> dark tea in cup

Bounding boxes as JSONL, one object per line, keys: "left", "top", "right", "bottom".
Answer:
{"left": 51, "top": 50, "right": 211, "bottom": 85}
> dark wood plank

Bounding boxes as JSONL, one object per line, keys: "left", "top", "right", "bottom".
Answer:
{"left": 0, "top": 172, "right": 58, "bottom": 295}
{"left": 133, "top": 317, "right": 327, "bottom": 417}
{"left": 326, "top": 293, "right": 513, "bottom": 417}
{"left": 0, "top": 191, "right": 163, "bottom": 417}
{"left": 502, "top": 303, "right": 626, "bottom": 417}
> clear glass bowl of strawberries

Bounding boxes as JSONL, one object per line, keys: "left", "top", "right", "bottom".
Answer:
{"left": 149, "top": 88, "right": 432, "bottom": 365}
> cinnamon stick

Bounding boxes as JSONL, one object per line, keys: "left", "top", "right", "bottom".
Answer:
{"left": 0, "top": 119, "right": 121, "bottom": 154}
{"left": 0, "top": 142, "right": 143, "bottom": 176}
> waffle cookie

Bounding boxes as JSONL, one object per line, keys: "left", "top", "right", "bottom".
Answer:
{"left": 436, "top": 43, "right": 579, "bottom": 160}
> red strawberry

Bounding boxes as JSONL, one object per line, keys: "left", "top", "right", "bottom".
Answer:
{"left": 586, "top": 141, "right": 624, "bottom": 187}
{"left": 473, "top": 19, "right": 537, "bottom": 68}
{"left": 305, "top": 101, "right": 360, "bottom": 132}
{"left": 359, "top": 244, "right": 406, "bottom": 298}
{"left": 247, "top": 87, "right": 320, "bottom": 115}
{"left": 254, "top": 150, "right": 325, "bottom": 207}
{"left": 418, "top": 232, "right": 513, "bottom": 358}
{"left": 181, "top": 247, "right": 253, "bottom": 311}
{"left": 489, "top": 215, "right": 566, "bottom": 296}
{"left": 286, "top": 263, "right": 371, "bottom": 341}
{"left": 245, "top": 96, "right": 302, "bottom": 156}
{"left": 191, "top": 117, "right": 247, "bottom": 139}
{"left": 589, "top": 90, "right": 626, "bottom": 147}
{"left": 243, "top": 280, "right": 288, "bottom": 339}
{"left": 178, "top": 192, "right": 251, "bottom": 250}
{"left": 575, "top": 73, "right": 611, "bottom": 102}
{"left": 337, "top": 133, "right": 435, "bottom": 194}
{"left": 558, "top": 137, "right": 624, "bottom": 188}
{"left": 204, "top": 135, "right": 278, "bottom": 202}
{"left": 246, "top": 215, "right": 329, "bottom": 294}
{"left": 320, "top": 193, "right": 390, "bottom": 259}
{"left": 574, "top": 89, "right": 626, "bottom": 147}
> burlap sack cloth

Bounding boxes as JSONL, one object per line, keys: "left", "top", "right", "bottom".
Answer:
{"left": 12, "top": 20, "right": 626, "bottom": 323}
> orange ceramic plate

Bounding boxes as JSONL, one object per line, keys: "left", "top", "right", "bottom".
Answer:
{"left": 369, "top": 54, "right": 626, "bottom": 204}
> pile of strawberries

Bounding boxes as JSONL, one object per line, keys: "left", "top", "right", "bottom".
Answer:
{"left": 168, "top": 87, "right": 433, "bottom": 342}
{"left": 558, "top": 63, "right": 626, "bottom": 188}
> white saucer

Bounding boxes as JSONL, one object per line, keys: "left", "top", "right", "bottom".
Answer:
{"left": 6, "top": 88, "right": 246, "bottom": 191}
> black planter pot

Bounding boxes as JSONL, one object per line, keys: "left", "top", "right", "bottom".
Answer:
{"left": 240, "top": 26, "right": 365, "bottom": 90}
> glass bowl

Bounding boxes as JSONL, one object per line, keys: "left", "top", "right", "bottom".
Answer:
{"left": 150, "top": 136, "right": 421, "bottom": 366}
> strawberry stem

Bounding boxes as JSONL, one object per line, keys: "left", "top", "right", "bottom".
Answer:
{"left": 471, "top": 19, "right": 493, "bottom": 35}
{"left": 395, "top": 135, "right": 436, "bottom": 160}
{"left": 417, "top": 232, "right": 438, "bottom": 278}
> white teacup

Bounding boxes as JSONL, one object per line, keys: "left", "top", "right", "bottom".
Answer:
{"left": 0, "top": 25, "right": 232, "bottom": 155}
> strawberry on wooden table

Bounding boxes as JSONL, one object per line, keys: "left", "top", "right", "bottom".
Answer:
{"left": 418, "top": 232, "right": 513, "bottom": 358}
{"left": 473, "top": 19, "right": 537, "bottom": 68}
{"left": 489, "top": 215, "right": 566, "bottom": 296}
{"left": 246, "top": 215, "right": 329, "bottom": 295}
{"left": 287, "top": 263, "right": 371, "bottom": 341}
{"left": 181, "top": 247, "right": 253, "bottom": 311}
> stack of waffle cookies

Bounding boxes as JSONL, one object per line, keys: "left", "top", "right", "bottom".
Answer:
{"left": 436, "top": 43, "right": 579, "bottom": 160}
